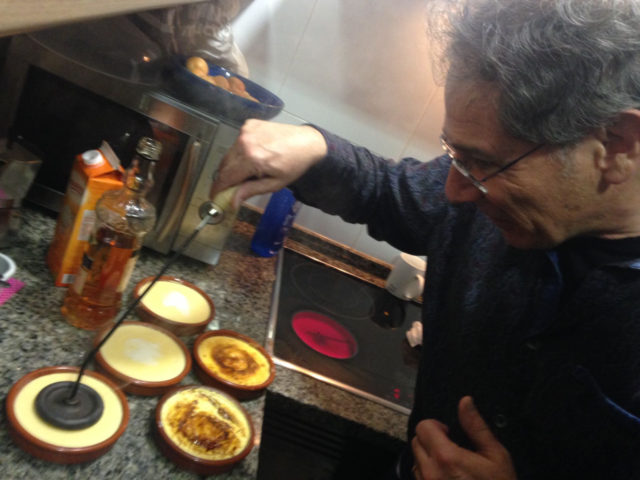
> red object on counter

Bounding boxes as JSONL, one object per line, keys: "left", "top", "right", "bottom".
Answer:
{"left": 0, "top": 277, "right": 24, "bottom": 306}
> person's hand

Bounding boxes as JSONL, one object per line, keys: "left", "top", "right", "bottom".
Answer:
{"left": 209, "top": 119, "right": 328, "bottom": 209}
{"left": 411, "top": 396, "right": 517, "bottom": 480}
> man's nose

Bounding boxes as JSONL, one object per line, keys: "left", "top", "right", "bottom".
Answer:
{"left": 444, "top": 165, "right": 485, "bottom": 204}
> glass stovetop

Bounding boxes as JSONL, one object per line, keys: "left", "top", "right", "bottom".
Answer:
{"left": 266, "top": 248, "right": 421, "bottom": 414}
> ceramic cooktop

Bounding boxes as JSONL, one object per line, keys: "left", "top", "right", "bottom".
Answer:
{"left": 266, "top": 248, "right": 421, "bottom": 414}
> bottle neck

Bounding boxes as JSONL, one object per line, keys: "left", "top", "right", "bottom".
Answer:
{"left": 124, "top": 155, "right": 155, "bottom": 195}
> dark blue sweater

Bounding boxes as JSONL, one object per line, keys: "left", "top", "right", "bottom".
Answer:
{"left": 292, "top": 129, "right": 640, "bottom": 479}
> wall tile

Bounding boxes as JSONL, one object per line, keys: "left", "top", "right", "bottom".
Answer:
{"left": 277, "top": 0, "right": 439, "bottom": 159}
{"left": 399, "top": 85, "right": 445, "bottom": 161}
{"left": 352, "top": 228, "right": 402, "bottom": 265}
{"left": 233, "top": 0, "right": 317, "bottom": 94}
{"left": 295, "top": 204, "right": 363, "bottom": 247}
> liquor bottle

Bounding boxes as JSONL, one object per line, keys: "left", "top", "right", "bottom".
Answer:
{"left": 250, "top": 188, "right": 300, "bottom": 257}
{"left": 61, "top": 137, "right": 161, "bottom": 330}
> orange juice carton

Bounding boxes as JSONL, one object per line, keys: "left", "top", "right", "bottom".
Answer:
{"left": 47, "top": 141, "right": 124, "bottom": 286}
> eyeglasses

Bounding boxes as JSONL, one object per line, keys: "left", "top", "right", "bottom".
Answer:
{"left": 440, "top": 135, "right": 544, "bottom": 195}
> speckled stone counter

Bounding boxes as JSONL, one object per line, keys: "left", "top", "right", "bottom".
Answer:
{"left": 0, "top": 206, "right": 410, "bottom": 479}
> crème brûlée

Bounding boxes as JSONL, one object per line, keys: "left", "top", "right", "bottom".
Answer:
{"left": 98, "top": 323, "right": 187, "bottom": 383}
{"left": 12, "top": 371, "right": 124, "bottom": 449}
{"left": 138, "top": 279, "right": 211, "bottom": 324}
{"left": 196, "top": 335, "right": 271, "bottom": 387}
{"left": 160, "top": 387, "right": 252, "bottom": 461}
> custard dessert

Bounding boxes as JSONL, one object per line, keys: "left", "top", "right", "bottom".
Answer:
{"left": 138, "top": 279, "right": 211, "bottom": 324}
{"left": 159, "top": 386, "right": 252, "bottom": 461}
{"left": 98, "top": 322, "right": 188, "bottom": 383}
{"left": 196, "top": 335, "right": 271, "bottom": 387}
{"left": 11, "top": 370, "right": 125, "bottom": 449}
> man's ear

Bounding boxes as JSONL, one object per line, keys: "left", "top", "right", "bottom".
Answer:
{"left": 597, "top": 110, "right": 640, "bottom": 184}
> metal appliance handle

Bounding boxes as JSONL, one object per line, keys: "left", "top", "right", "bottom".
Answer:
{"left": 155, "top": 140, "right": 201, "bottom": 243}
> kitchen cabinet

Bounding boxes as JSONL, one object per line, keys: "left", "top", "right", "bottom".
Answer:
{"left": 0, "top": 0, "right": 205, "bottom": 38}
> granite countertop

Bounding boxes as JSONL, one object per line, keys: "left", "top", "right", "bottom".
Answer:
{"left": 0, "top": 207, "right": 409, "bottom": 479}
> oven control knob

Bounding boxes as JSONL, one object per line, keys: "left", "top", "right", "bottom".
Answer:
{"left": 199, "top": 201, "right": 225, "bottom": 225}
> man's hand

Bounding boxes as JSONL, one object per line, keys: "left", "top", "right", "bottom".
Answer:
{"left": 209, "top": 119, "right": 328, "bottom": 210}
{"left": 411, "top": 396, "right": 517, "bottom": 480}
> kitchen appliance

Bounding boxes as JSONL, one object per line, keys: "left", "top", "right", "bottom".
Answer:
{"left": 267, "top": 248, "right": 421, "bottom": 414}
{"left": 0, "top": 34, "right": 242, "bottom": 265}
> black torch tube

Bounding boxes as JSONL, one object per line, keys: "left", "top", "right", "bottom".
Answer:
{"left": 67, "top": 207, "right": 218, "bottom": 401}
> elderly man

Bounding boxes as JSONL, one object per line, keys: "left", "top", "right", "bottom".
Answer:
{"left": 210, "top": 0, "right": 640, "bottom": 478}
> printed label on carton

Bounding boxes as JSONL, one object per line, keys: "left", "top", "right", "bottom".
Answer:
{"left": 78, "top": 210, "right": 96, "bottom": 242}
{"left": 67, "top": 170, "right": 86, "bottom": 205}
{"left": 47, "top": 144, "right": 124, "bottom": 286}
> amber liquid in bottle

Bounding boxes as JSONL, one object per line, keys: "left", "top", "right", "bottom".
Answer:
{"left": 61, "top": 137, "right": 160, "bottom": 330}
{"left": 61, "top": 225, "right": 141, "bottom": 329}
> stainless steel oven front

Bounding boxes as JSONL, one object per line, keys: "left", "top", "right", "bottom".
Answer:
{"left": 0, "top": 34, "right": 240, "bottom": 266}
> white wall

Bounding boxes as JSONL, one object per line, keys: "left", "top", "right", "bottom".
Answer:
{"left": 232, "top": 0, "right": 445, "bottom": 263}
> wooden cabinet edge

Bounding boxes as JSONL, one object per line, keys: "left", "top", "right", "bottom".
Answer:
{"left": 0, "top": 0, "right": 205, "bottom": 38}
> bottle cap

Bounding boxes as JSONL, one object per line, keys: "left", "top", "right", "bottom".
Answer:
{"left": 81, "top": 150, "right": 104, "bottom": 166}
{"left": 136, "top": 137, "right": 162, "bottom": 161}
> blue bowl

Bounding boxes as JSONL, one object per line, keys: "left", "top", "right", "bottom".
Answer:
{"left": 165, "top": 57, "right": 284, "bottom": 124}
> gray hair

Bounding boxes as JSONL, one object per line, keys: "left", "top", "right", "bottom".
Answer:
{"left": 429, "top": 0, "right": 640, "bottom": 146}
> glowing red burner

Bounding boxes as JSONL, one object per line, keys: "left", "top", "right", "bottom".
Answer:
{"left": 291, "top": 311, "right": 358, "bottom": 359}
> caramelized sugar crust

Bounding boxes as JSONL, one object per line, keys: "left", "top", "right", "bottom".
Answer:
{"left": 162, "top": 388, "right": 250, "bottom": 460}
{"left": 198, "top": 336, "right": 270, "bottom": 386}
